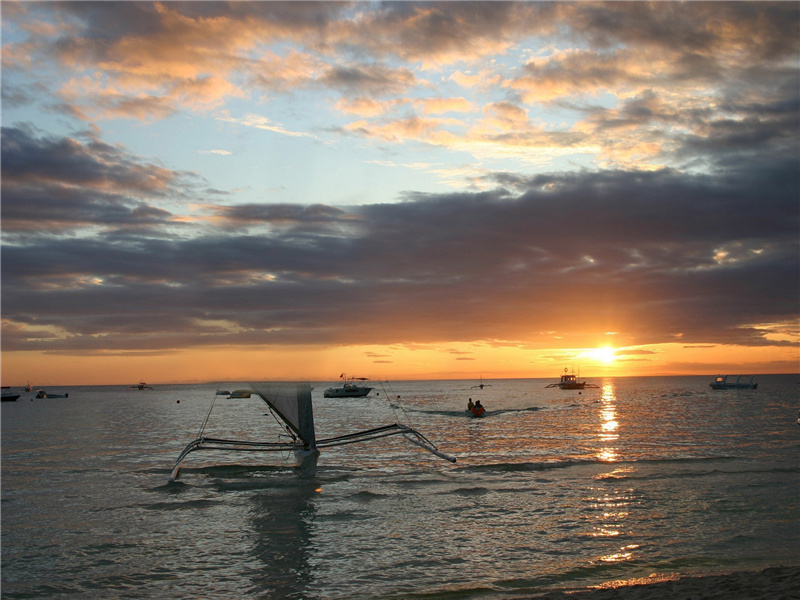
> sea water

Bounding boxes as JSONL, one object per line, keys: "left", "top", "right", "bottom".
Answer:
{"left": 2, "top": 375, "right": 798, "bottom": 599}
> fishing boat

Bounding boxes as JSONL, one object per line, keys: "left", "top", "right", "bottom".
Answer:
{"left": 34, "top": 390, "right": 69, "bottom": 398}
{"left": 471, "top": 377, "right": 492, "bottom": 390}
{"left": 709, "top": 375, "right": 758, "bottom": 390}
{"left": 323, "top": 375, "right": 373, "bottom": 398}
{"left": 130, "top": 381, "right": 152, "bottom": 390}
{"left": 169, "top": 382, "right": 455, "bottom": 481}
{"left": 1, "top": 387, "right": 20, "bottom": 402}
{"left": 545, "top": 369, "right": 600, "bottom": 390}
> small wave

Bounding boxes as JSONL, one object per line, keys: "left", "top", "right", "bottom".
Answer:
{"left": 451, "top": 486, "right": 491, "bottom": 497}
{"left": 350, "top": 490, "right": 389, "bottom": 501}
{"left": 141, "top": 499, "right": 222, "bottom": 511}
{"left": 459, "top": 459, "right": 595, "bottom": 473}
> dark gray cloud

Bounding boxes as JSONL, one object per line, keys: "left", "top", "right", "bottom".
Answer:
{"left": 1, "top": 2, "right": 798, "bottom": 362}
{"left": 2, "top": 126, "right": 797, "bottom": 354}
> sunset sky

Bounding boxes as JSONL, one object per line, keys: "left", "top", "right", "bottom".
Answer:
{"left": 2, "top": 1, "right": 798, "bottom": 386}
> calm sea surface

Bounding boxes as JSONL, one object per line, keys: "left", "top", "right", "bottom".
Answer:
{"left": 2, "top": 375, "right": 799, "bottom": 599}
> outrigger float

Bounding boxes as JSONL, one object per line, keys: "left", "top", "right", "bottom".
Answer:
{"left": 169, "top": 382, "right": 455, "bottom": 481}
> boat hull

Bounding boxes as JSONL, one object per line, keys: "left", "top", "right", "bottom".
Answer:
{"left": 710, "top": 383, "right": 758, "bottom": 390}
{"left": 709, "top": 375, "right": 758, "bottom": 390}
{"left": 323, "top": 386, "right": 372, "bottom": 398}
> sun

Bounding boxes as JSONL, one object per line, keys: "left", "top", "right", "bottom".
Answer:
{"left": 592, "top": 347, "right": 617, "bottom": 364}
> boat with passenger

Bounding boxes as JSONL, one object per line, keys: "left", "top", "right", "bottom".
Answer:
{"left": 709, "top": 375, "right": 758, "bottom": 390}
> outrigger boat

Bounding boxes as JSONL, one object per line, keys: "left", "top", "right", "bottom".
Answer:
{"left": 169, "top": 382, "right": 455, "bottom": 481}
{"left": 709, "top": 375, "right": 758, "bottom": 390}
{"left": 546, "top": 369, "right": 600, "bottom": 390}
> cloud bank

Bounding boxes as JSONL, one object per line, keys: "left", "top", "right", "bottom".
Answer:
{"left": 1, "top": 1, "right": 798, "bottom": 364}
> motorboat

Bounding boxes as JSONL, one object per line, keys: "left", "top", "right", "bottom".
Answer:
{"left": 324, "top": 375, "right": 373, "bottom": 398}
{"left": 709, "top": 375, "right": 758, "bottom": 390}
{"left": 2, "top": 387, "right": 20, "bottom": 402}
{"left": 130, "top": 381, "right": 152, "bottom": 390}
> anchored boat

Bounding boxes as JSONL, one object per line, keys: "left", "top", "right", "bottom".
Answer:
{"left": 169, "top": 382, "right": 455, "bottom": 481}
{"left": 709, "top": 375, "right": 758, "bottom": 390}
{"left": 546, "top": 369, "right": 600, "bottom": 390}
{"left": 323, "top": 374, "right": 373, "bottom": 398}
{"left": 1, "top": 387, "right": 20, "bottom": 402}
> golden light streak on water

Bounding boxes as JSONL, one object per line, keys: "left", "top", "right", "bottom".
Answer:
{"left": 597, "top": 380, "right": 619, "bottom": 462}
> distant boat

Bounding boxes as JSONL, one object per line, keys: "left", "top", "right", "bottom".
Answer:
{"left": 130, "top": 381, "right": 152, "bottom": 390}
{"left": 2, "top": 387, "right": 20, "bottom": 402}
{"left": 34, "top": 390, "right": 69, "bottom": 398}
{"left": 546, "top": 369, "right": 600, "bottom": 390}
{"left": 709, "top": 375, "right": 758, "bottom": 390}
{"left": 324, "top": 374, "right": 373, "bottom": 398}
{"left": 24, "top": 382, "right": 34, "bottom": 392}
{"left": 471, "top": 377, "right": 492, "bottom": 390}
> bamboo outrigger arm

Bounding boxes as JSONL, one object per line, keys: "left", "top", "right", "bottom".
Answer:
{"left": 169, "top": 423, "right": 455, "bottom": 481}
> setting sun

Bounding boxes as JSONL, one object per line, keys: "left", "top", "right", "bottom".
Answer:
{"left": 593, "top": 347, "right": 617, "bottom": 364}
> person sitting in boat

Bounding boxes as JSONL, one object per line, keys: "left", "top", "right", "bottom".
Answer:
{"left": 471, "top": 400, "right": 485, "bottom": 417}
{"left": 467, "top": 398, "right": 474, "bottom": 412}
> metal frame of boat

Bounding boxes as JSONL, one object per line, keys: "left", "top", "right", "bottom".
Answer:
{"left": 169, "top": 382, "right": 455, "bottom": 481}
{"left": 709, "top": 375, "right": 758, "bottom": 389}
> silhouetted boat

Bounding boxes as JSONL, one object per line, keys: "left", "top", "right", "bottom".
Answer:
{"left": 710, "top": 375, "right": 758, "bottom": 390}
{"left": 324, "top": 374, "right": 373, "bottom": 398}
{"left": 169, "top": 382, "right": 455, "bottom": 481}
{"left": 2, "top": 387, "right": 20, "bottom": 402}
{"left": 35, "top": 390, "right": 69, "bottom": 398}
{"left": 546, "top": 369, "right": 600, "bottom": 389}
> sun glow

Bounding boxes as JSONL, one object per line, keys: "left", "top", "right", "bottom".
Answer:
{"left": 592, "top": 347, "right": 617, "bottom": 364}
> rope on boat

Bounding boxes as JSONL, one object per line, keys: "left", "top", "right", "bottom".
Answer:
{"left": 196, "top": 390, "right": 220, "bottom": 439}
{"left": 377, "top": 379, "right": 416, "bottom": 429}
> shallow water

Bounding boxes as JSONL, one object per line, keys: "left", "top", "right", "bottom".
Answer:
{"left": 2, "top": 375, "right": 798, "bottom": 598}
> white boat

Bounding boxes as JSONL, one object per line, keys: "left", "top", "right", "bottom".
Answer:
{"left": 709, "top": 375, "right": 758, "bottom": 390}
{"left": 130, "top": 381, "right": 152, "bottom": 390}
{"left": 323, "top": 375, "right": 373, "bottom": 398}
{"left": 2, "top": 387, "right": 20, "bottom": 402}
{"left": 169, "top": 382, "right": 455, "bottom": 481}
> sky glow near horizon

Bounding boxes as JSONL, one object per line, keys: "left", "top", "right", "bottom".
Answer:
{"left": 1, "top": 1, "right": 798, "bottom": 385}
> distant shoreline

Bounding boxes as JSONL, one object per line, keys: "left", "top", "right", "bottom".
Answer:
{"left": 4, "top": 373, "right": 799, "bottom": 389}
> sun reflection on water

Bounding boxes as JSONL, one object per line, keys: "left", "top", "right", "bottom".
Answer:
{"left": 597, "top": 381, "right": 619, "bottom": 462}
